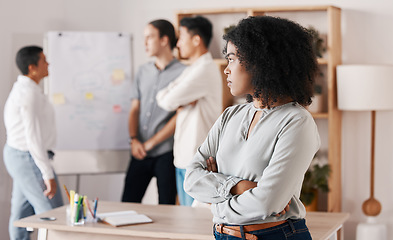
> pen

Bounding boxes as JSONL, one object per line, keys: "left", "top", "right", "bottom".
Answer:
{"left": 85, "top": 197, "right": 94, "bottom": 217}
{"left": 93, "top": 198, "right": 98, "bottom": 218}
{"left": 63, "top": 185, "right": 70, "bottom": 202}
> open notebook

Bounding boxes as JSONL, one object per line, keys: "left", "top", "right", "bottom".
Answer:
{"left": 97, "top": 210, "right": 153, "bottom": 227}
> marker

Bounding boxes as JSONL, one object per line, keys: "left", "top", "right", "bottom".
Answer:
{"left": 75, "top": 195, "right": 82, "bottom": 223}
{"left": 82, "top": 196, "right": 87, "bottom": 219}
{"left": 72, "top": 193, "right": 78, "bottom": 223}
{"left": 69, "top": 190, "right": 75, "bottom": 216}
{"left": 70, "top": 190, "right": 75, "bottom": 208}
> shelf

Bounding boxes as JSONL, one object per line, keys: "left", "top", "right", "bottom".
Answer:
{"left": 311, "top": 112, "right": 329, "bottom": 119}
{"left": 213, "top": 59, "right": 227, "bottom": 66}
{"left": 176, "top": 6, "right": 338, "bottom": 16}
{"left": 215, "top": 58, "right": 327, "bottom": 66}
{"left": 318, "top": 58, "right": 328, "bottom": 65}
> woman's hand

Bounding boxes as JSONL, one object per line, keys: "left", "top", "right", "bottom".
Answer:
{"left": 231, "top": 182, "right": 291, "bottom": 216}
{"left": 230, "top": 180, "right": 257, "bottom": 195}
{"left": 275, "top": 200, "right": 291, "bottom": 217}
{"left": 206, "top": 157, "right": 257, "bottom": 195}
{"left": 206, "top": 156, "right": 218, "bottom": 172}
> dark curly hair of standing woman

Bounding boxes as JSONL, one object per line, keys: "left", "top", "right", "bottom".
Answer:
{"left": 223, "top": 16, "right": 318, "bottom": 108}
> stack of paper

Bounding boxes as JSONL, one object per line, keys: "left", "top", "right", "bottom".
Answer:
{"left": 97, "top": 210, "right": 153, "bottom": 227}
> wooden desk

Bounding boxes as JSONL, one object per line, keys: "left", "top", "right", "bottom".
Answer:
{"left": 14, "top": 201, "right": 349, "bottom": 240}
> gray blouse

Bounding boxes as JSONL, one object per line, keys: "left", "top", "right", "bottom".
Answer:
{"left": 184, "top": 102, "right": 320, "bottom": 225}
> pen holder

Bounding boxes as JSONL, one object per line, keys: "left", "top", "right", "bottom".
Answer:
{"left": 66, "top": 205, "right": 85, "bottom": 225}
{"left": 85, "top": 210, "right": 98, "bottom": 223}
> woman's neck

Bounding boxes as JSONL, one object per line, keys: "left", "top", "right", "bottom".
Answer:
{"left": 252, "top": 97, "right": 293, "bottom": 109}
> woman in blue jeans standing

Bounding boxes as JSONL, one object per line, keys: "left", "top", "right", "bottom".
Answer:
{"left": 184, "top": 16, "right": 320, "bottom": 239}
{"left": 3, "top": 46, "right": 63, "bottom": 240}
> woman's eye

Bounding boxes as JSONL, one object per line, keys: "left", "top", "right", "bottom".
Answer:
{"left": 227, "top": 58, "right": 234, "bottom": 63}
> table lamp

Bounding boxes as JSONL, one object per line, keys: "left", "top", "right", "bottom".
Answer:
{"left": 337, "top": 64, "right": 393, "bottom": 240}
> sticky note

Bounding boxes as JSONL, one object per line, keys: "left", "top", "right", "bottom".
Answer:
{"left": 113, "top": 105, "right": 122, "bottom": 113}
{"left": 85, "top": 92, "right": 94, "bottom": 100}
{"left": 112, "top": 69, "right": 125, "bottom": 84}
{"left": 52, "top": 93, "right": 65, "bottom": 105}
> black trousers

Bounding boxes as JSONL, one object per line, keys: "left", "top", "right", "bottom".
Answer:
{"left": 122, "top": 151, "right": 177, "bottom": 204}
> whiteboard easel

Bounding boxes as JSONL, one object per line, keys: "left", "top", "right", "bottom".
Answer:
{"left": 44, "top": 31, "right": 133, "bottom": 186}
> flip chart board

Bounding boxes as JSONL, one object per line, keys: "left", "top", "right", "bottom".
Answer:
{"left": 46, "top": 32, "right": 132, "bottom": 150}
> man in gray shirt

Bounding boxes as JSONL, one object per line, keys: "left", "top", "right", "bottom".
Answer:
{"left": 122, "top": 19, "right": 185, "bottom": 204}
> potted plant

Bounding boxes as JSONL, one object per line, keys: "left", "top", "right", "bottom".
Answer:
{"left": 301, "top": 152, "right": 331, "bottom": 211}
{"left": 308, "top": 84, "right": 323, "bottom": 113}
{"left": 224, "top": 24, "right": 236, "bottom": 34}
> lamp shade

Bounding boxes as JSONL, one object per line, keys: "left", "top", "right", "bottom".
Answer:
{"left": 337, "top": 65, "right": 393, "bottom": 111}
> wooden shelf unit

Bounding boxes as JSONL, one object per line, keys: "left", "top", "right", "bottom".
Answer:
{"left": 176, "top": 6, "right": 342, "bottom": 212}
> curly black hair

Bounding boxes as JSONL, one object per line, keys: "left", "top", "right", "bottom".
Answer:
{"left": 223, "top": 16, "right": 318, "bottom": 108}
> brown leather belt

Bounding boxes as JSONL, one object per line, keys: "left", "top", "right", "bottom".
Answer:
{"left": 215, "top": 220, "right": 287, "bottom": 240}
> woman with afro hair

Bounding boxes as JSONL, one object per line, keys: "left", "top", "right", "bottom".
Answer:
{"left": 184, "top": 16, "right": 320, "bottom": 240}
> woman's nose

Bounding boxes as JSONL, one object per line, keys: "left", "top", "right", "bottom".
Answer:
{"left": 224, "top": 66, "right": 230, "bottom": 75}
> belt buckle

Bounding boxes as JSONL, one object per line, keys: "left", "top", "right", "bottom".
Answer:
{"left": 216, "top": 224, "right": 224, "bottom": 234}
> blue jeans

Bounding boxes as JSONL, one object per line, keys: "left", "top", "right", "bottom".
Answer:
{"left": 175, "top": 168, "right": 194, "bottom": 206}
{"left": 3, "top": 144, "right": 63, "bottom": 240}
{"left": 214, "top": 219, "right": 312, "bottom": 240}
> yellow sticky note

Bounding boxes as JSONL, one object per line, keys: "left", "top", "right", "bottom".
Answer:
{"left": 112, "top": 69, "right": 125, "bottom": 84}
{"left": 85, "top": 92, "right": 94, "bottom": 100}
{"left": 52, "top": 93, "right": 65, "bottom": 105}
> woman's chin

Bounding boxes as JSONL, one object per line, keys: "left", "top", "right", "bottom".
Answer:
{"left": 230, "top": 89, "right": 239, "bottom": 97}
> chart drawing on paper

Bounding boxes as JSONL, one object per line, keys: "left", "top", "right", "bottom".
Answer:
{"left": 47, "top": 32, "right": 132, "bottom": 150}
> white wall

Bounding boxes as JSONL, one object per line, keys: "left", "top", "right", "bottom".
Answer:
{"left": 1, "top": 0, "right": 393, "bottom": 239}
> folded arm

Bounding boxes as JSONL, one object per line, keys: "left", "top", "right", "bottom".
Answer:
{"left": 206, "top": 157, "right": 290, "bottom": 216}
{"left": 211, "top": 116, "right": 320, "bottom": 223}
{"left": 156, "top": 67, "right": 209, "bottom": 111}
{"left": 184, "top": 109, "right": 244, "bottom": 204}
